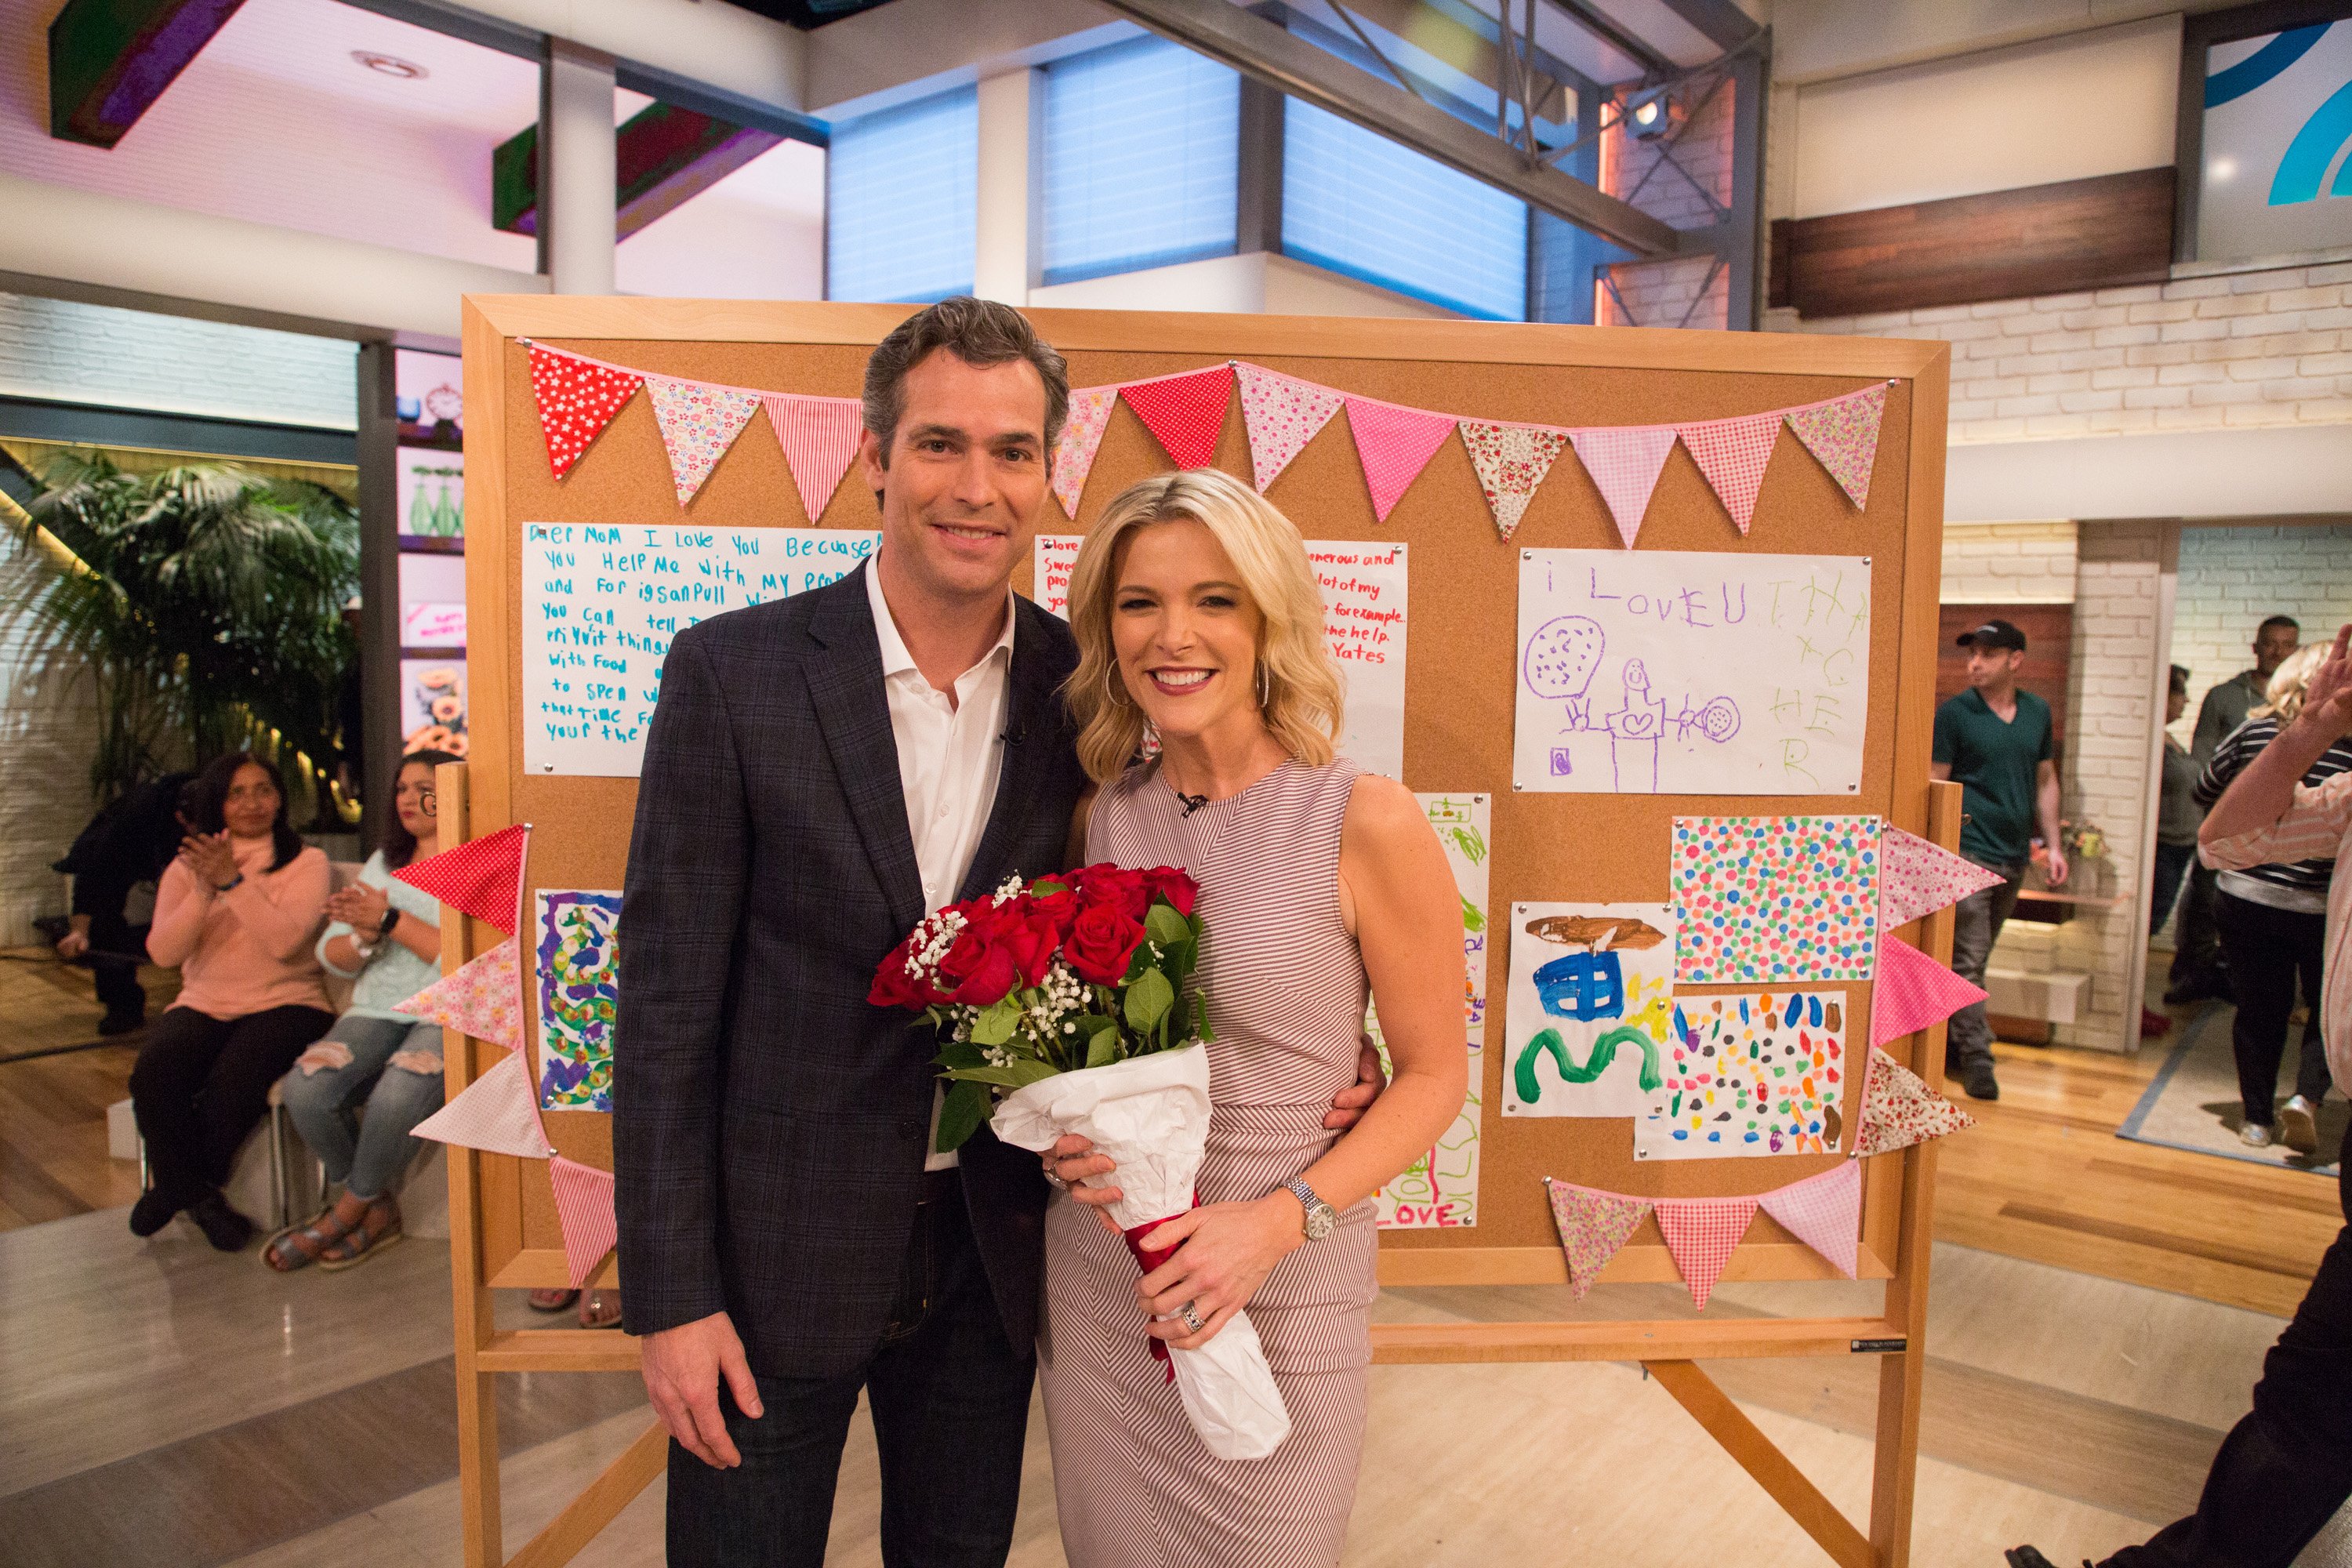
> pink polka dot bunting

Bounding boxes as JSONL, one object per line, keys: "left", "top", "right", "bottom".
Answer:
{"left": 528, "top": 344, "right": 643, "bottom": 481}
{"left": 1671, "top": 815, "right": 1881, "bottom": 984}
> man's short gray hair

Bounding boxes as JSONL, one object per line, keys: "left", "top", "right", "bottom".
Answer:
{"left": 862, "top": 296, "right": 1069, "bottom": 464}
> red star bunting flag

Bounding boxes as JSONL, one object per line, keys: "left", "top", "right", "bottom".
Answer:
{"left": 528, "top": 345, "right": 642, "bottom": 481}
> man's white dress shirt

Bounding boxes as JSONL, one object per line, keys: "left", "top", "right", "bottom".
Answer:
{"left": 866, "top": 559, "right": 1016, "bottom": 1171}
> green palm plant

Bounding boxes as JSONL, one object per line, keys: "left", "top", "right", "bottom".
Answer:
{"left": 8, "top": 452, "right": 361, "bottom": 815}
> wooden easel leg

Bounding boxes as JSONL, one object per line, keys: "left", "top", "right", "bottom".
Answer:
{"left": 458, "top": 1360, "right": 503, "bottom": 1568}
{"left": 504, "top": 1418, "right": 670, "bottom": 1568}
{"left": 1646, "top": 1359, "right": 1873, "bottom": 1568}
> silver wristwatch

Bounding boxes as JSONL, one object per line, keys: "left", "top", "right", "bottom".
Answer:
{"left": 1282, "top": 1177, "right": 1338, "bottom": 1242}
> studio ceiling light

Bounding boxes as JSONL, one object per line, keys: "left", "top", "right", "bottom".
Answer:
{"left": 353, "top": 50, "right": 428, "bottom": 80}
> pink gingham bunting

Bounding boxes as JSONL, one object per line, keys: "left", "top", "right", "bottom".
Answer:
{"left": 1879, "top": 824, "right": 2006, "bottom": 931}
{"left": 1570, "top": 426, "right": 1679, "bottom": 549}
{"left": 1756, "top": 1160, "right": 1860, "bottom": 1278}
{"left": 1236, "top": 363, "right": 1344, "bottom": 491}
{"left": 1459, "top": 422, "right": 1569, "bottom": 543}
{"left": 549, "top": 1154, "right": 619, "bottom": 1287}
{"left": 1344, "top": 397, "right": 1456, "bottom": 523}
{"left": 395, "top": 935, "right": 520, "bottom": 1049}
{"left": 1053, "top": 386, "right": 1117, "bottom": 517}
{"left": 760, "top": 394, "right": 862, "bottom": 522}
{"left": 1544, "top": 1178, "right": 1653, "bottom": 1301}
{"left": 1655, "top": 1195, "right": 1759, "bottom": 1309}
{"left": 1679, "top": 412, "right": 1783, "bottom": 536}
{"left": 1788, "top": 383, "right": 1889, "bottom": 510}
{"left": 1871, "top": 934, "right": 1987, "bottom": 1048}
{"left": 410, "top": 1049, "right": 554, "bottom": 1160}
{"left": 1853, "top": 1045, "right": 1975, "bottom": 1156}
{"left": 646, "top": 376, "right": 761, "bottom": 506}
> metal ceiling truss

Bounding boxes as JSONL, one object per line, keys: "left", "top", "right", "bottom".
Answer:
{"left": 1095, "top": 0, "right": 1765, "bottom": 281}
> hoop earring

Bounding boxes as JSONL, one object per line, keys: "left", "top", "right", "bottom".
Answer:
{"left": 1256, "top": 665, "right": 1270, "bottom": 707}
{"left": 1105, "top": 662, "right": 1125, "bottom": 707}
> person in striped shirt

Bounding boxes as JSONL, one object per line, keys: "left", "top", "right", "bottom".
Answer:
{"left": 2192, "top": 642, "right": 2349, "bottom": 1154}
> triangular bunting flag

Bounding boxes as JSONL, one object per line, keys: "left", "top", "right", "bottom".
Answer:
{"left": 1854, "top": 1045, "right": 1975, "bottom": 1156}
{"left": 1788, "top": 383, "right": 1889, "bottom": 510}
{"left": 549, "top": 1154, "right": 619, "bottom": 1287}
{"left": 1122, "top": 365, "right": 1234, "bottom": 469}
{"left": 395, "top": 935, "right": 521, "bottom": 1048}
{"left": 1052, "top": 386, "right": 1117, "bottom": 517}
{"left": 1569, "top": 426, "right": 1678, "bottom": 549}
{"left": 1758, "top": 1160, "right": 1861, "bottom": 1279}
{"left": 761, "top": 394, "right": 863, "bottom": 522}
{"left": 646, "top": 376, "right": 762, "bottom": 506}
{"left": 1678, "top": 412, "right": 1783, "bottom": 536}
{"left": 1655, "top": 1196, "right": 1758, "bottom": 1309}
{"left": 1872, "top": 934, "right": 1988, "bottom": 1047}
{"left": 412, "top": 1049, "right": 554, "bottom": 1160}
{"left": 395, "top": 823, "right": 528, "bottom": 936}
{"left": 1459, "top": 422, "right": 1570, "bottom": 543}
{"left": 1235, "top": 363, "right": 1344, "bottom": 492}
{"left": 1345, "top": 397, "right": 1456, "bottom": 523}
{"left": 1879, "top": 824, "right": 2006, "bottom": 931}
{"left": 1544, "top": 1178, "right": 1653, "bottom": 1301}
{"left": 528, "top": 345, "right": 642, "bottom": 481}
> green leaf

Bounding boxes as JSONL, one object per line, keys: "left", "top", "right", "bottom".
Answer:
{"left": 1007, "top": 1058, "right": 1059, "bottom": 1087}
{"left": 1145, "top": 903, "right": 1191, "bottom": 949}
{"left": 1192, "top": 992, "right": 1214, "bottom": 1044}
{"left": 942, "top": 1065, "right": 1033, "bottom": 1088}
{"left": 1086, "top": 1025, "right": 1120, "bottom": 1068}
{"left": 1124, "top": 966, "right": 1174, "bottom": 1034}
{"left": 970, "top": 995, "right": 1022, "bottom": 1047}
{"left": 935, "top": 1080, "right": 990, "bottom": 1153}
{"left": 934, "top": 1039, "right": 987, "bottom": 1071}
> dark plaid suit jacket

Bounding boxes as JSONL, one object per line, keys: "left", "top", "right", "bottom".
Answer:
{"left": 613, "top": 562, "right": 1087, "bottom": 1375}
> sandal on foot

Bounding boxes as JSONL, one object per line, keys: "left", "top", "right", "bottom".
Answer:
{"left": 528, "top": 1288, "right": 581, "bottom": 1312}
{"left": 317, "top": 1200, "right": 404, "bottom": 1272}
{"left": 263, "top": 1207, "right": 358, "bottom": 1272}
{"left": 578, "top": 1289, "right": 623, "bottom": 1330}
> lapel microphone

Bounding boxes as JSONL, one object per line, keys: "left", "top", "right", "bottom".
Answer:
{"left": 1177, "top": 791, "right": 1209, "bottom": 817}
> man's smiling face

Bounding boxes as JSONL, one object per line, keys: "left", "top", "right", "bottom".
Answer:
{"left": 860, "top": 348, "right": 1050, "bottom": 608}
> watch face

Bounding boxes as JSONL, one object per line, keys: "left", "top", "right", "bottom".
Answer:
{"left": 1305, "top": 1203, "right": 1338, "bottom": 1241}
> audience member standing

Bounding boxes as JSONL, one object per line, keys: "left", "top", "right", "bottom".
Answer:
{"left": 2194, "top": 644, "right": 2344, "bottom": 1155}
{"left": 2011, "top": 621, "right": 2352, "bottom": 1568}
{"left": 50, "top": 771, "right": 194, "bottom": 1034}
{"left": 1931, "top": 619, "right": 2067, "bottom": 1102}
{"left": 130, "top": 754, "right": 333, "bottom": 1250}
{"left": 2145, "top": 668, "right": 2200, "bottom": 1040}
{"left": 2170, "top": 615, "right": 2301, "bottom": 1004}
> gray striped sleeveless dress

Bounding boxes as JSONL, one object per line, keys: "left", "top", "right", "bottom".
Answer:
{"left": 1040, "top": 756, "right": 1377, "bottom": 1567}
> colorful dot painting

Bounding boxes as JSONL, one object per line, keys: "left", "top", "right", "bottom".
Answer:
{"left": 1635, "top": 989, "right": 1848, "bottom": 1160}
{"left": 1670, "top": 816, "right": 1880, "bottom": 985}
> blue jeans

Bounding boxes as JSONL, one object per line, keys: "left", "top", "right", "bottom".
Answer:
{"left": 278, "top": 1014, "right": 445, "bottom": 1202}
{"left": 665, "top": 1174, "right": 1035, "bottom": 1568}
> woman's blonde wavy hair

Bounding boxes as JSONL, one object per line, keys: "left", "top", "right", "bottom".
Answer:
{"left": 2255, "top": 641, "right": 2331, "bottom": 724}
{"left": 1062, "top": 468, "right": 1345, "bottom": 785}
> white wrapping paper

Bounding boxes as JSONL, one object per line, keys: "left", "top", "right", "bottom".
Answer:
{"left": 992, "top": 1044, "right": 1293, "bottom": 1461}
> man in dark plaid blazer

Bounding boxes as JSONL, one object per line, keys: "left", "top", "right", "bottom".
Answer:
{"left": 616, "top": 299, "right": 1381, "bottom": 1567}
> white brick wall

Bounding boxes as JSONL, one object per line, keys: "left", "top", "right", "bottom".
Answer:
{"left": 1769, "top": 260, "right": 2352, "bottom": 445}
{"left": 1942, "top": 520, "right": 2078, "bottom": 604}
{"left": 2168, "top": 524, "right": 2352, "bottom": 746}
{"left": 0, "top": 290, "right": 357, "bottom": 430}
{"left": 1598, "top": 74, "right": 1736, "bottom": 332}
{"left": 0, "top": 530, "right": 103, "bottom": 946}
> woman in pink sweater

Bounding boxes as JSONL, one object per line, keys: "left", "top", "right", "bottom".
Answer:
{"left": 130, "top": 753, "right": 333, "bottom": 1250}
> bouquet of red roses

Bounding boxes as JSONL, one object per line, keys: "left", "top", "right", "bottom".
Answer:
{"left": 869, "top": 863, "right": 1290, "bottom": 1461}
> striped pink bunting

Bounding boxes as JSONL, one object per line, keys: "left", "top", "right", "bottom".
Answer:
{"left": 761, "top": 394, "right": 863, "bottom": 522}
{"left": 549, "top": 1154, "right": 618, "bottom": 1287}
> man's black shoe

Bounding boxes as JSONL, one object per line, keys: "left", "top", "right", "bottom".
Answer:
{"left": 2005, "top": 1548, "right": 2084, "bottom": 1568}
{"left": 97, "top": 1010, "right": 145, "bottom": 1036}
{"left": 2165, "top": 972, "right": 2230, "bottom": 1006}
{"left": 1959, "top": 1059, "right": 2000, "bottom": 1102}
{"left": 129, "top": 1188, "right": 179, "bottom": 1237}
{"left": 186, "top": 1190, "right": 253, "bottom": 1252}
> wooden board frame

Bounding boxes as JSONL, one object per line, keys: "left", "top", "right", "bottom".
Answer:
{"left": 441, "top": 296, "right": 1958, "bottom": 1568}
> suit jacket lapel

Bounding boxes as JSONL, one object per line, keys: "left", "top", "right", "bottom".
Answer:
{"left": 957, "top": 604, "right": 1063, "bottom": 902}
{"left": 804, "top": 565, "right": 926, "bottom": 933}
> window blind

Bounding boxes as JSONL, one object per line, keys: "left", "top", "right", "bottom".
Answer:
{"left": 826, "top": 87, "right": 978, "bottom": 304}
{"left": 1042, "top": 36, "right": 1240, "bottom": 285}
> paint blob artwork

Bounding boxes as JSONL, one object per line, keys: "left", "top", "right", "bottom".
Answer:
{"left": 1503, "top": 902, "right": 1678, "bottom": 1118}
{"left": 536, "top": 889, "right": 620, "bottom": 1111}
{"left": 1374, "top": 793, "right": 1490, "bottom": 1228}
{"left": 1635, "top": 989, "right": 1849, "bottom": 1160}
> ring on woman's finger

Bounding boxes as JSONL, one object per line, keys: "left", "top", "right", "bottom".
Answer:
{"left": 1178, "top": 1299, "right": 1205, "bottom": 1334}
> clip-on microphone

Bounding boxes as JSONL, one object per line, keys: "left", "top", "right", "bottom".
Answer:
{"left": 1176, "top": 791, "right": 1209, "bottom": 817}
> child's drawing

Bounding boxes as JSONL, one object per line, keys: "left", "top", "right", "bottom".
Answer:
{"left": 1635, "top": 989, "right": 1849, "bottom": 1160}
{"left": 1503, "top": 902, "right": 1678, "bottom": 1119}
{"left": 1374, "top": 793, "right": 1490, "bottom": 1227}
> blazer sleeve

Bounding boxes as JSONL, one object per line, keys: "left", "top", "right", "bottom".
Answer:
{"left": 613, "top": 630, "right": 749, "bottom": 1335}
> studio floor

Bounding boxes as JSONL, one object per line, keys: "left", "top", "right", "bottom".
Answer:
{"left": 2, "top": 946, "right": 2343, "bottom": 1567}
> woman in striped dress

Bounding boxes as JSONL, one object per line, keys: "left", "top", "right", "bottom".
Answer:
{"left": 1039, "top": 469, "right": 1468, "bottom": 1566}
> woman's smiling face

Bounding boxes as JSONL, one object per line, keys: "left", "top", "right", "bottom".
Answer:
{"left": 1109, "top": 518, "right": 1265, "bottom": 746}
{"left": 222, "top": 762, "right": 281, "bottom": 840}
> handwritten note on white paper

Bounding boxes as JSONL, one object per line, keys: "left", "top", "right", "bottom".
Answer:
{"left": 1033, "top": 534, "right": 1082, "bottom": 618}
{"left": 1514, "top": 549, "right": 1870, "bottom": 797}
{"left": 522, "top": 523, "right": 878, "bottom": 777}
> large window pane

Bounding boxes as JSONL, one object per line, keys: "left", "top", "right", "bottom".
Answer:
{"left": 826, "top": 87, "right": 977, "bottom": 303}
{"left": 1042, "top": 36, "right": 1240, "bottom": 285}
{"left": 1280, "top": 100, "right": 1527, "bottom": 320}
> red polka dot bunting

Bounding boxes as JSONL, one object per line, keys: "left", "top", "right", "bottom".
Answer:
{"left": 529, "top": 344, "right": 643, "bottom": 481}
{"left": 1122, "top": 365, "right": 1234, "bottom": 469}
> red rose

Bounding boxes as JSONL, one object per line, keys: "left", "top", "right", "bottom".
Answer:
{"left": 867, "top": 939, "right": 934, "bottom": 1011}
{"left": 935, "top": 924, "right": 1020, "bottom": 1007}
{"left": 981, "top": 904, "right": 1059, "bottom": 989}
{"left": 1141, "top": 866, "right": 1199, "bottom": 916}
{"left": 1025, "top": 880, "right": 1080, "bottom": 937}
{"left": 1072, "top": 863, "right": 1149, "bottom": 920}
{"left": 1065, "top": 902, "right": 1145, "bottom": 985}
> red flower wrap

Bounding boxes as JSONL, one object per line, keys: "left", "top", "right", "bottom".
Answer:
{"left": 1120, "top": 1194, "right": 1197, "bottom": 1384}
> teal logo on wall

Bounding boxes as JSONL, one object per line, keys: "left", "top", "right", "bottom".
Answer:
{"left": 2199, "top": 21, "right": 2352, "bottom": 259}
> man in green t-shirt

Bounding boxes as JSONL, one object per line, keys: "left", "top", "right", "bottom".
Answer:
{"left": 1931, "top": 619, "right": 2067, "bottom": 1102}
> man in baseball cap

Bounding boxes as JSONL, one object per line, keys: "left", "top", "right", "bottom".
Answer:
{"left": 1932, "top": 619, "right": 2066, "bottom": 1100}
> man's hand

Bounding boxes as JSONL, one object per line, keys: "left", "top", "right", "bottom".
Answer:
{"left": 1323, "top": 1037, "right": 1388, "bottom": 1131}
{"left": 2045, "top": 845, "right": 2068, "bottom": 888}
{"left": 55, "top": 916, "right": 90, "bottom": 960}
{"left": 641, "top": 1310, "right": 761, "bottom": 1468}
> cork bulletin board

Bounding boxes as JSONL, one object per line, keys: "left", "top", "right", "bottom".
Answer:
{"left": 456, "top": 299, "right": 1953, "bottom": 1300}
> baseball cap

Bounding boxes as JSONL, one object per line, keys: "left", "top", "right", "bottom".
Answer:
{"left": 1957, "top": 619, "right": 2027, "bottom": 653}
